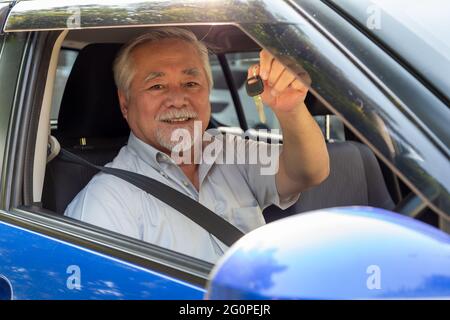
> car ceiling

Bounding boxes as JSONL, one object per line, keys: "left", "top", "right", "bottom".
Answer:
{"left": 63, "top": 24, "right": 260, "bottom": 54}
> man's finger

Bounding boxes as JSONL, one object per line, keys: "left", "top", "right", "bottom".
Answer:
{"left": 259, "top": 50, "right": 274, "bottom": 81}
{"left": 267, "top": 59, "right": 285, "bottom": 88}
{"left": 247, "top": 64, "right": 260, "bottom": 79}
{"left": 290, "top": 79, "right": 308, "bottom": 92}
{"left": 271, "top": 69, "right": 296, "bottom": 95}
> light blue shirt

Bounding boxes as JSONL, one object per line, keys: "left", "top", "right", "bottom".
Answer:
{"left": 65, "top": 132, "right": 300, "bottom": 263}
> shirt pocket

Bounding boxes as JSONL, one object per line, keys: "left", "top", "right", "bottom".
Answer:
{"left": 231, "top": 205, "right": 266, "bottom": 233}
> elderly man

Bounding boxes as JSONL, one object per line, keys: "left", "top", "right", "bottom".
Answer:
{"left": 65, "top": 27, "right": 329, "bottom": 263}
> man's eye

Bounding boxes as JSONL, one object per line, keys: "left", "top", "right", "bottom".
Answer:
{"left": 185, "top": 82, "right": 200, "bottom": 88}
{"left": 148, "top": 84, "right": 164, "bottom": 90}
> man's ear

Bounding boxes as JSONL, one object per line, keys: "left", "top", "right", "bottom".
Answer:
{"left": 118, "top": 90, "right": 129, "bottom": 121}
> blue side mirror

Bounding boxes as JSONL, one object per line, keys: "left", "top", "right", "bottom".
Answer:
{"left": 206, "top": 207, "right": 450, "bottom": 299}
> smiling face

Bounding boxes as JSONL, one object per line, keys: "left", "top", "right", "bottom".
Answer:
{"left": 118, "top": 38, "right": 211, "bottom": 153}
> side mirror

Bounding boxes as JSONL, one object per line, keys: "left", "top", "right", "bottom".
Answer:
{"left": 206, "top": 207, "right": 450, "bottom": 299}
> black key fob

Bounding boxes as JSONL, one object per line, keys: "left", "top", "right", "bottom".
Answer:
{"left": 246, "top": 75, "right": 264, "bottom": 97}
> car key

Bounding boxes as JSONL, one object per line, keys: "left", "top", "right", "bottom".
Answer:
{"left": 246, "top": 73, "right": 266, "bottom": 124}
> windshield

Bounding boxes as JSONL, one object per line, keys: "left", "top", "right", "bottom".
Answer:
{"left": 327, "top": 0, "right": 450, "bottom": 103}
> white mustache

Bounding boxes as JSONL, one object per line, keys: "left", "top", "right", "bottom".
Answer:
{"left": 156, "top": 109, "right": 198, "bottom": 121}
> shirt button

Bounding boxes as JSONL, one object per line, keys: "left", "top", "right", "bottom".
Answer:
{"left": 157, "top": 153, "right": 171, "bottom": 164}
{"left": 183, "top": 181, "right": 190, "bottom": 187}
{"left": 162, "top": 155, "right": 171, "bottom": 163}
{"left": 160, "top": 171, "right": 168, "bottom": 179}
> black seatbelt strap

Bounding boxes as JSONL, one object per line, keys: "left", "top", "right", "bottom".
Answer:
{"left": 59, "top": 148, "right": 244, "bottom": 247}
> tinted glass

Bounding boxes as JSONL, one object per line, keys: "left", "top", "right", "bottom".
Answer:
{"left": 237, "top": 6, "right": 450, "bottom": 218}
{"left": 209, "top": 54, "right": 240, "bottom": 127}
{"left": 50, "top": 49, "right": 78, "bottom": 128}
{"left": 327, "top": 0, "right": 450, "bottom": 102}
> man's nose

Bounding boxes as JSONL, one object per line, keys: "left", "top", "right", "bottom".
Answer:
{"left": 164, "top": 87, "right": 188, "bottom": 108}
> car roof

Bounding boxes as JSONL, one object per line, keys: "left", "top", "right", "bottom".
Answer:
{"left": 3, "top": 0, "right": 291, "bottom": 33}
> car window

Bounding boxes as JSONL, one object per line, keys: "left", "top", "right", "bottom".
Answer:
{"left": 326, "top": 0, "right": 450, "bottom": 102}
{"left": 246, "top": 12, "right": 449, "bottom": 217}
{"left": 50, "top": 49, "right": 78, "bottom": 129}
{"left": 315, "top": 115, "right": 346, "bottom": 142}
{"left": 209, "top": 54, "right": 241, "bottom": 127}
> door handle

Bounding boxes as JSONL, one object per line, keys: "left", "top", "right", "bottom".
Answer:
{"left": 0, "top": 275, "right": 13, "bottom": 300}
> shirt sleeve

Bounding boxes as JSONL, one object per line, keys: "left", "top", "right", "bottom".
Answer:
{"left": 231, "top": 135, "right": 301, "bottom": 210}
{"left": 64, "top": 173, "right": 142, "bottom": 240}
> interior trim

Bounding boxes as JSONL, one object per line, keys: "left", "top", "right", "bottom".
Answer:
{"left": 33, "top": 29, "right": 68, "bottom": 202}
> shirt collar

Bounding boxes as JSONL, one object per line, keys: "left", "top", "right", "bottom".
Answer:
{"left": 126, "top": 132, "right": 173, "bottom": 170}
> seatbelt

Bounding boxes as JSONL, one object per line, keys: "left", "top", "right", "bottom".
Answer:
{"left": 59, "top": 148, "right": 245, "bottom": 247}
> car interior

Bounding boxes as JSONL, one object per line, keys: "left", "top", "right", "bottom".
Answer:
{"left": 29, "top": 24, "right": 437, "bottom": 240}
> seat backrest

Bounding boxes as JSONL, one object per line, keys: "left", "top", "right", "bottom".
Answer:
{"left": 43, "top": 147, "right": 122, "bottom": 214}
{"left": 263, "top": 140, "right": 395, "bottom": 222}
{"left": 54, "top": 43, "right": 129, "bottom": 147}
{"left": 43, "top": 43, "right": 129, "bottom": 213}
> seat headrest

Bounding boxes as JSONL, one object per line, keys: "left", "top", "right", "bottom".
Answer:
{"left": 57, "top": 43, "right": 130, "bottom": 141}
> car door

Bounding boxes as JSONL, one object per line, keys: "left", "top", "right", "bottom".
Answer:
{"left": 0, "top": 2, "right": 210, "bottom": 300}
{"left": 0, "top": 33, "right": 208, "bottom": 295}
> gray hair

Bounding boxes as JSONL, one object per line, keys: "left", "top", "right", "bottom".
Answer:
{"left": 113, "top": 27, "right": 213, "bottom": 100}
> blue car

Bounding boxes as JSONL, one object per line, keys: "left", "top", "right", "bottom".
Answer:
{"left": 0, "top": 0, "right": 449, "bottom": 300}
